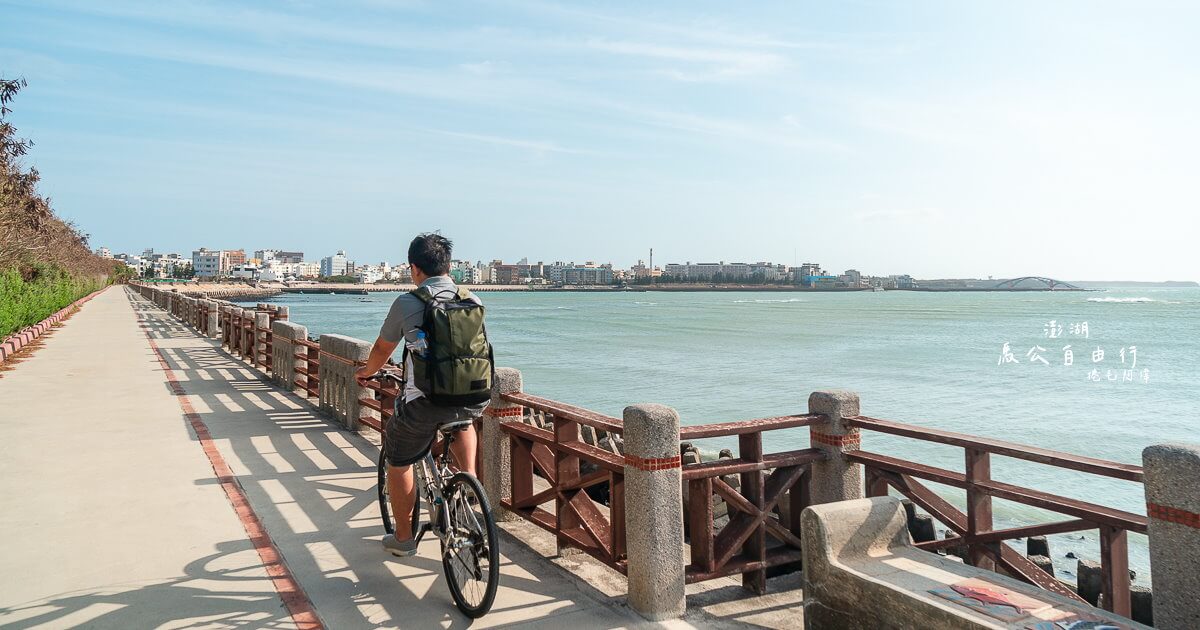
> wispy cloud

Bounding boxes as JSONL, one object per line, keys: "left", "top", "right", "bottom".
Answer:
{"left": 586, "top": 39, "right": 787, "bottom": 81}
{"left": 458, "top": 60, "right": 507, "bottom": 75}
{"left": 853, "top": 207, "right": 944, "bottom": 223}
{"left": 426, "top": 129, "right": 592, "bottom": 155}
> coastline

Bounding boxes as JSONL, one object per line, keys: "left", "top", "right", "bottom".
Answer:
{"left": 153, "top": 281, "right": 1111, "bottom": 299}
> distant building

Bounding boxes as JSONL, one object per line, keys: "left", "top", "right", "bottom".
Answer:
{"left": 153, "top": 253, "right": 191, "bottom": 278}
{"left": 269, "top": 261, "right": 320, "bottom": 279}
{"left": 95, "top": 247, "right": 112, "bottom": 258}
{"left": 795, "top": 262, "right": 829, "bottom": 287}
{"left": 226, "top": 249, "right": 246, "bottom": 268}
{"left": 749, "top": 262, "right": 786, "bottom": 282}
{"left": 229, "top": 263, "right": 259, "bottom": 280}
{"left": 254, "top": 250, "right": 305, "bottom": 264}
{"left": 630, "top": 260, "right": 662, "bottom": 280}
{"left": 192, "top": 248, "right": 225, "bottom": 279}
{"left": 449, "top": 261, "right": 482, "bottom": 284}
{"left": 490, "top": 260, "right": 544, "bottom": 284}
{"left": 356, "top": 264, "right": 384, "bottom": 284}
{"left": 839, "top": 269, "right": 865, "bottom": 288}
{"left": 320, "top": 250, "right": 349, "bottom": 277}
{"left": 664, "top": 261, "right": 777, "bottom": 282}
{"left": 562, "top": 263, "right": 614, "bottom": 285}
{"left": 543, "top": 261, "right": 570, "bottom": 284}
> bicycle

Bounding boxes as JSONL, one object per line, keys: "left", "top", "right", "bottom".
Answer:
{"left": 373, "top": 370, "right": 500, "bottom": 618}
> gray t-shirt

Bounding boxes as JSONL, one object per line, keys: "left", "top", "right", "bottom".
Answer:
{"left": 379, "top": 275, "right": 482, "bottom": 402}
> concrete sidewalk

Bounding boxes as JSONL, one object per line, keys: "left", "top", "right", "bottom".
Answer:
{"left": 0, "top": 288, "right": 658, "bottom": 629}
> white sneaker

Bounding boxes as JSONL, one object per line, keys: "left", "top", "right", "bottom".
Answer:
{"left": 382, "top": 535, "right": 418, "bottom": 557}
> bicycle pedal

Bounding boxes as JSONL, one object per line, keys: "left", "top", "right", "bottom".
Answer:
{"left": 415, "top": 522, "right": 432, "bottom": 544}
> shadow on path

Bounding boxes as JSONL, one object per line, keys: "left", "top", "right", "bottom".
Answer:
{"left": 125, "top": 290, "right": 646, "bottom": 629}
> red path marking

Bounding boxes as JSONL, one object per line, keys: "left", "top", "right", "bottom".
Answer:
{"left": 137, "top": 308, "right": 324, "bottom": 629}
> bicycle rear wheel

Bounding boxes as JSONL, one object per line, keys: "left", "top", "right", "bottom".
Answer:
{"left": 440, "top": 473, "right": 499, "bottom": 618}
{"left": 377, "top": 446, "right": 421, "bottom": 538}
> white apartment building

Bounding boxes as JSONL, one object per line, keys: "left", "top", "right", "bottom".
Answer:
{"left": 229, "top": 263, "right": 261, "bottom": 280}
{"left": 192, "top": 249, "right": 225, "bottom": 279}
{"left": 356, "top": 265, "right": 384, "bottom": 284}
{"left": 320, "top": 250, "right": 349, "bottom": 277}
{"left": 664, "top": 261, "right": 761, "bottom": 281}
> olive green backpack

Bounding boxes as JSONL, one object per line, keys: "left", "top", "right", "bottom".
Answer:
{"left": 406, "top": 286, "right": 494, "bottom": 406}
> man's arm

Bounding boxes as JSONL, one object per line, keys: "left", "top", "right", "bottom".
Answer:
{"left": 355, "top": 336, "right": 399, "bottom": 386}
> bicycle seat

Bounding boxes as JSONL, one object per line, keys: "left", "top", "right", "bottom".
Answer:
{"left": 439, "top": 419, "right": 474, "bottom": 434}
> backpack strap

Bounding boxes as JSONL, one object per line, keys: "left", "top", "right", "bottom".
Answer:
{"left": 409, "top": 286, "right": 434, "bottom": 303}
{"left": 412, "top": 284, "right": 468, "bottom": 304}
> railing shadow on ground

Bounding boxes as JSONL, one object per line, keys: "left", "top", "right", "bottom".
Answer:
{"left": 0, "top": 540, "right": 302, "bottom": 629}
{"left": 122, "top": 292, "right": 640, "bottom": 629}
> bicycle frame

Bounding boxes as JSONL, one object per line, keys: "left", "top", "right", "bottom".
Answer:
{"left": 414, "top": 442, "right": 453, "bottom": 544}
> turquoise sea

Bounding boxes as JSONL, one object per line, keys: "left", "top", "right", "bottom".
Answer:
{"left": 243, "top": 287, "right": 1200, "bottom": 584}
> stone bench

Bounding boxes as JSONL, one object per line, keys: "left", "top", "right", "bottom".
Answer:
{"left": 801, "top": 497, "right": 1149, "bottom": 629}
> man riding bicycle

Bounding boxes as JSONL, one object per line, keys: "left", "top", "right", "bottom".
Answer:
{"left": 356, "top": 233, "right": 491, "bottom": 558}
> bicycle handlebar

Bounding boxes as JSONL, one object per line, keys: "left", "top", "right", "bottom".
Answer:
{"left": 370, "top": 367, "right": 405, "bottom": 384}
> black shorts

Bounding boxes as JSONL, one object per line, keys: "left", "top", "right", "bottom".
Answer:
{"left": 384, "top": 397, "right": 484, "bottom": 467}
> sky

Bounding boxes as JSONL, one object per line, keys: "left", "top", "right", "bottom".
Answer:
{"left": 2, "top": 0, "right": 1197, "bottom": 281}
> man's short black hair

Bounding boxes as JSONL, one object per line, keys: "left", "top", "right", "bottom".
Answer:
{"left": 408, "top": 233, "right": 453, "bottom": 276}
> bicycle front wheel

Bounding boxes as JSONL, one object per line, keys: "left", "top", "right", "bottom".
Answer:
{"left": 440, "top": 472, "right": 499, "bottom": 618}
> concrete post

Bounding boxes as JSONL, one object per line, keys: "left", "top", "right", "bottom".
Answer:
{"left": 318, "top": 334, "right": 372, "bottom": 430}
{"left": 254, "top": 312, "right": 270, "bottom": 370}
{"left": 1143, "top": 443, "right": 1200, "bottom": 630}
{"left": 240, "top": 309, "right": 256, "bottom": 358}
{"left": 203, "top": 300, "right": 220, "bottom": 338}
{"left": 219, "top": 305, "right": 232, "bottom": 347}
{"left": 482, "top": 368, "right": 522, "bottom": 522}
{"left": 622, "top": 403, "right": 686, "bottom": 621}
{"left": 807, "top": 390, "right": 864, "bottom": 505}
{"left": 271, "top": 321, "right": 307, "bottom": 391}
{"left": 228, "top": 307, "right": 241, "bottom": 354}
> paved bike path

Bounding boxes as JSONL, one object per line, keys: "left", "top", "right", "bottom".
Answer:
{"left": 0, "top": 287, "right": 305, "bottom": 629}
{"left": 1, "top": 287, "right": 658, "bottom": 628}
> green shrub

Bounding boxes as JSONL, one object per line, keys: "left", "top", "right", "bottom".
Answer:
{"left": 0, "top": 263, "right": 104, "bottom": 338}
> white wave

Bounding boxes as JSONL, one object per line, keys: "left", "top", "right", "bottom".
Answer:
{"left": 733, "top": 298, "right": 803, "bottom": 304}
{"left": 633, "top": 301, "right": 658, "bottom": 306}
{"left": 1086, "top": 297, "right": 1162, "bottom": 303}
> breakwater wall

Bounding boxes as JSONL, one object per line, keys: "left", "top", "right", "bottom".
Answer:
{"left": 283, "top": 283, "right": 532, "bottom": 293}
{"left": 161, "top": 282, "right": 534, "bottom": 299}
{"left": 129, "top": 281, "right": 1196, "bottom": 625}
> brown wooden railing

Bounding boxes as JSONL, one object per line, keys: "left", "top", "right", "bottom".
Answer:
{"left": 357, "top": 366, "right": 402, "bottom": 433}
{"left": 253, "top": 304, "right": 285, "bottom": 369}
{"left": 680, "top": 415, "right": 824, "bottom": 592}
{"left": 847, "top": 415, "right": 1145, "bottom": 617}
{"left": 498, "top": 391, "right": 630, "bottom": 574}
{"left": 293, "top": 339, "right": 320, "bottom": 398}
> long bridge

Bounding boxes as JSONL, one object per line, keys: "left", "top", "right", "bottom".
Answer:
{"left": 992, "top": 276, "right": 1082, "bottom": 290}
{"left": 2, "top": 284, "right": 1195, "bottom": 628}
